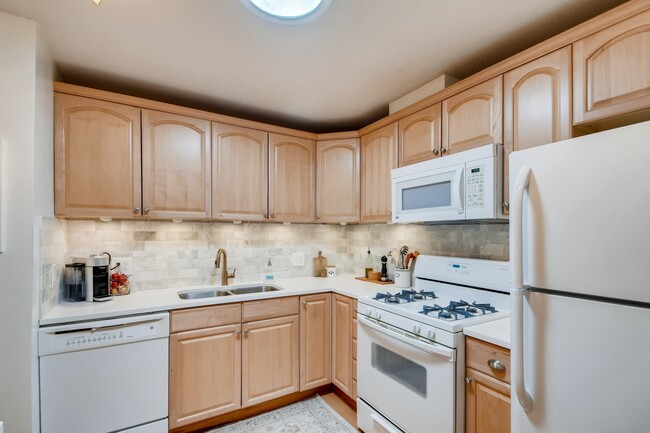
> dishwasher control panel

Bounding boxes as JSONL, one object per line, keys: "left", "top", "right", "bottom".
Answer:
{"left": 39, "top": 312, "right": 170, "bottom": 356}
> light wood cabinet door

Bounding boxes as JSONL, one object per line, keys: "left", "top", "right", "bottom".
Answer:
{"left": 574, "top": 9, "right": 650, "bottom": 125}
{"left": 212, "top": 123, "right": 268, "bottom": 221}
{"left": 142, "top": 109, "right": 211, "bottom": 220}
{"left": 361, "top": 122, "right": 398, "bottom": 222}
{"left": 442, "top": 76, "right": 503, "bottom": 155}
{"left": 169, "top": 324, "right": 242, "bottom": 429}
{"left": 465, "top": 368, "right": 511, "bottom": 433}
{"left": 316, "top": 138, "right": 360, "bottom": 223}
{"left": 398, "top": 103, "right": 442, "bottom": 167}
{"left": 269, "top": 133, "right": 315, "bottom": 223}
{"left": 332, "top": 294, "right": 354, "bottom": 397}
{"left": 300, "top": 293, "right": 332, "bottom": 391}
{"left": 241, "top": 315, "right": 300, "bottom": 407}
{"left": 54, "top": 93, "right": 141, "bottom": 218}
{"left": 503, "top": 46, "right": 572, "bottom": 214}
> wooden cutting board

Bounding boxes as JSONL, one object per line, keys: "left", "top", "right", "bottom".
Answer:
{"left": 355, "top": 277, "right": 394, "bottom": 285}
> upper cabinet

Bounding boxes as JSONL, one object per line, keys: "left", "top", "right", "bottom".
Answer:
{"left": 361, "top": 122, "right": 398, "bottom": 222}
{"left": 398, "top": 103, "right": 442, "bottom": 167}
{"left": 142, "top": 110, "right": 211, "bottom": 220}
{"left": 573, "top": 9, "right": 650, "bottom": 125}
{"left": 212, "top": 123, "right": 269, "bottom": 222}
{"left": 269, "top": 134, "right": 315, "bottom": 223}
{"left": 316, "top": 138, "right": 360, "bottom": 223}
{"left": 442, "top": 76, "right": 503, "bottom": 155}
{"left": 503, "top": 46, "right": 572, "bottom": 213}
{"left": 54, "top": 94, "right": 142, "bottom": 219}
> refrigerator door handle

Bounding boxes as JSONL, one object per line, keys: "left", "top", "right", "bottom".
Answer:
{"left": 512, "top": 165, "right": 534, "bottom": 413}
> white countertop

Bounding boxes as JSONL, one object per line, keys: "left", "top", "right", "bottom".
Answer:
{"left": 40, "top": 275, "right": 389, "bottom": 326}
{"left": 463, "top": 317, "right": 510, "bottom": 349}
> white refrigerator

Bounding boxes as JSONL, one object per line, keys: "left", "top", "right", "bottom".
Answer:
{"left": 509, "top": 120, "right": 650, "bottom": 433}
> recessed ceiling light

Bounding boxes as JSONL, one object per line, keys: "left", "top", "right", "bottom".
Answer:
{"left": 241, "top": 0, "right": 332, "bottom": 24}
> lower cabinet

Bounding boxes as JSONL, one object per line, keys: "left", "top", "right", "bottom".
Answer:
{"left": 169, "top": 324, "right": 242, "bottom": 429}
{"left": 332, "top": 294, "right": 357, "bottom": 400}
{"left": 242, "top": 315, "right": 300, "bottom": 407}
{"left": 300, "top": 293, "right": 332, "bottom": 391}
{"left": 465, "top": 337, "right": 511, "bottom": 433}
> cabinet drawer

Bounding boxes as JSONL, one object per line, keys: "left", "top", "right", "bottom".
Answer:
{"left": 242, "top": 296, "right": 299, "bottom": 322}
{"left": 465, "top": 336, "right": 510, "bottom": 384}
{"left": 171, "top": 303, "right": 241, "bottom": 333}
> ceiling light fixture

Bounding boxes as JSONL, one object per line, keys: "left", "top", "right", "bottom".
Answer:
{"left": 241, "top": 0, "right": 331, "bottom": 24}
{"left": 92, "top": 0, "right": 102, "bottom": 5}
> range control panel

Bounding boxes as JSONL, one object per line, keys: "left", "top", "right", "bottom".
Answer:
{"left": 447, "top": 262, "right": 471, "bottom": 277}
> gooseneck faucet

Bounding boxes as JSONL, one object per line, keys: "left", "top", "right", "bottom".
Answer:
{"left": 215, "top": 248, "right": 236, "bottom": 286}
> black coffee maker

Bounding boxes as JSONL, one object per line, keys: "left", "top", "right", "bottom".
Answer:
{"left": 72, "top": 252, "right": 112, "bottom": 302}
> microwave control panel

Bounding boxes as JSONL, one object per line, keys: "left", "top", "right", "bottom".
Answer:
{"left": 465, "top": 164, "right": 485, "bottom": 209}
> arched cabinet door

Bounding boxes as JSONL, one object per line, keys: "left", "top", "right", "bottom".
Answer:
{"left": 398, "top": 103, "right": 442, "bottom": 167}
{"left": 54, "top": 93, "right": 141, "bottom": 218}
{"left": 212, "top": 123, "right": 268, "bottom": 222}
{"left": 361, "top": 122, "right": 398, "bottom": 222}
{"left": 316, "top": 138, "right": 360, "bottom": 223}
{"left": 442, "top": 76, "right": 503, "bottom": 156}
{"left": 142, "top": 109, "right": 211, "bottom": 220}
{"left": 269, "top": 134, "right": 315, "bottom": 223}
{"left": 574, "top": 9, "right": 650, "bottom": 125}
{"left": 503, "top": 46, "right": 571, "bottom": 215}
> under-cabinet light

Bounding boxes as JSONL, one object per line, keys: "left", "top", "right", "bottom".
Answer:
{"left": 99, "top": 216, "right": 112, "bottom": 222}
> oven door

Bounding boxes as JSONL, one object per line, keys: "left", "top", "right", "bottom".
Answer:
{"left": 357, "top": 315, "right": 456, "bottom": 433}
{"left": 392, "top": 163, "right": 464, "bottom": 223}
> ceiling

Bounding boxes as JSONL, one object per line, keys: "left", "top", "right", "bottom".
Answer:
{"left": 0, "top": 0, "right": 628, "bottom": 132}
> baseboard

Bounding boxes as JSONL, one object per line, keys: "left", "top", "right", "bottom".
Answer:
{"left": 171, "top": 384, "right": 333, "bottom": 433}
{"left": 332, "top": 385, "right": 357, "bottom": 410}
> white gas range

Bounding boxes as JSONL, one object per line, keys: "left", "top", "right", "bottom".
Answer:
{"left": 356, "top": 255, "right": 510, "bottom": 433}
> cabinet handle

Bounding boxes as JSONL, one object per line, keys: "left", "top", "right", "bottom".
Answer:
{"left": 441, "top": 147, "right": 448, "bottom": 155}
{"left": 432, "top": 148, "right": 440, "bottom": 155}
{"left": 133, "top": 207, "right": 141, "bottom": 215}
{"left": 143, "top": 207, "right": 150, "bottom": 215}
{"left": 502, "top": 201, "right": 510, "bottom": 211}
{"left": 465, "top": 377, "right": 472, "bottom": 384}
{"left": 488, "top": 359, "right": 506, "bottom": 372}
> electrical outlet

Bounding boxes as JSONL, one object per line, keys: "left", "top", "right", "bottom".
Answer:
{"left": 292, "top": 253, "right": 305, "bottom": 267}
{"left": 114, "top": 257, "right": 134, "bottom": 276}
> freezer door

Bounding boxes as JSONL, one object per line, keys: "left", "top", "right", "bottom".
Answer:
{"left": 512, "top": 292, "right": 650, "bottom": 432}
{"left": 509, "top": 120, "right": 650, "bottom": 303}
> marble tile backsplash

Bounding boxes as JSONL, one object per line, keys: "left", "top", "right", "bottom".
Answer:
{"left": 40, "top": 216, "right": 67, "bottom": 315}
{"left": 41, "top": 219, "right": 509, "bottom": 312}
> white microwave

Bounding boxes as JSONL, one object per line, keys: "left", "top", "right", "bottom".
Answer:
{"left": 391, "top": 143, "right": 506, "bottom": 223}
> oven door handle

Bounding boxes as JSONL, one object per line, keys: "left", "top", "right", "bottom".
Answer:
{"left": 370, "top": 413, "right": 403, "bottom": 433}
{"left": 358, "top": 315, "right": 455, "bottom": 362}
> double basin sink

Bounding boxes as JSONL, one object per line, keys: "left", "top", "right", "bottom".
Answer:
{"left": 178, "top": 284, "right": 281, "bottom": 300}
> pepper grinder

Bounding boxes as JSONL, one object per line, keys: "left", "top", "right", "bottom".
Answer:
{"left": 380, "top": 255, "right": 388, "bottom": 282}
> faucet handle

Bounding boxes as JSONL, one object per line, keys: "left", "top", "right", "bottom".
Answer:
{"left": 227, "top": 268, "right": 237, "bottom": 280}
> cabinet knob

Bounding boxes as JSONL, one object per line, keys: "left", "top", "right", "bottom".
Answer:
{"left": 235, "top": 329, "right": 241, "bottom": 336}
{"left": 302, "top": 301, "right": 307, "bottom": 307}
{"left": 488, "top": 359, "right": 506, "bottom": 372}
{"left": 316, "top": 214, "right": 320, "bottom": 220}
{"left": 502, "top": 201, "right": 510, "bottom": 211}
{"left": 441, "top": 147, "right": 448, "bottom": 155}
{"left": 243, "top": 329, "right": 250, "bottom": 335}
{"left": 143, "top": 207, "right": 150, "bottom": 215}
{"left": 133, "top": 207, "right": 141, "bottom": 215}
{"left": 264, "top": 213, "right": 269, "bottom": 219}
{"left": 270, "top": 213, "right": 275, "bottom": 219}
{"left": 432, "top": 148, "right": 440, "bottom": 155}
{"left": 465, "top": 377, "right": 473, "bottom": 384}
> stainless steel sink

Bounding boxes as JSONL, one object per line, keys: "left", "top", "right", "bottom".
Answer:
{"left": 178, "top": 284, "right": 281, "bottom": 300}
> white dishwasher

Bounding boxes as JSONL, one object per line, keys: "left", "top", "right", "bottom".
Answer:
{"left": 39, "top": 312, "right": 169, "bottom": 433}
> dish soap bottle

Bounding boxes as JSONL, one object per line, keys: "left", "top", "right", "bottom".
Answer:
{"left": 264, "top": 258, "right": 274, "bottom": 282}
{"left": 365, "top": 247, "right": 374, "bottom": 278}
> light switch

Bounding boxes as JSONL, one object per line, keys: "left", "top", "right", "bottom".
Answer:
{"left": 292, "top": 253, "right": 305, "bottom": 267}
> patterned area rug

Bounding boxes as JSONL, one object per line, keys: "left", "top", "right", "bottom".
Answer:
{"left": 207, "top": 395, "right": 357, "bottom": 433}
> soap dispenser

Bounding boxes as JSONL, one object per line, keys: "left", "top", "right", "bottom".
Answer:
{"left": 264, "top": 258, "right": 274, "bottom": 281}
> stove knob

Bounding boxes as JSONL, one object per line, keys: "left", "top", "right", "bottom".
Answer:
{"left": 427, "top": 330, "right": 436, "bottom": 339}
{"left": 412, "top": 325, "right": 421, "bottom": 335}
{"left": 374, "top": 311, "right": 382, "bottom": 320}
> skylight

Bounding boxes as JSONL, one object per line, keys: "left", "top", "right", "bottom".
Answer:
{"left": 242, "top": 0, "right": 331, "bottom": 24}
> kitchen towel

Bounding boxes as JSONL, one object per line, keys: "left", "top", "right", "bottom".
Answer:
{"left": 206, "top": 395, "right": 357, "bottom": 433}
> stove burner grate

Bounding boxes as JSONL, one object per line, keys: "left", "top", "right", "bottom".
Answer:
{"left": 419, "top": 300, "right": 498, "bottom": 321}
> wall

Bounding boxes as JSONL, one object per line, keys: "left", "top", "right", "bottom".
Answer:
{"left": 58, "top": 220, "right": 508, "bottom": 295}
{"left": 0, "top": 11, "right": 55, "bottom": 433}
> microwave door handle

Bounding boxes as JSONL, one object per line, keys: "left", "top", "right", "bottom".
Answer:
{"left": 511, "top": 165, "right": 533, "bottom": 413}
{"left": 454, "top": 167, "right": 464, "bottom": 214}
{"left": 358, "top": 316, "right": 455, "bottom": 361}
